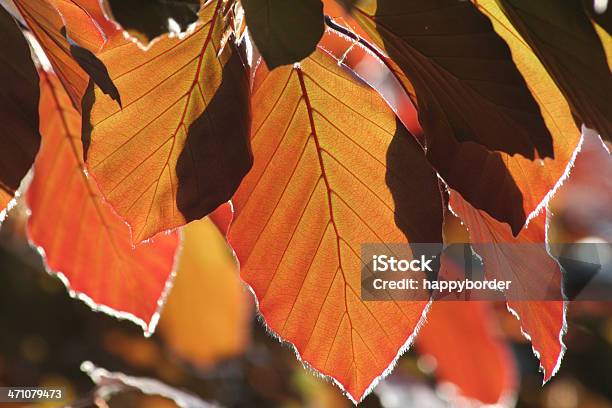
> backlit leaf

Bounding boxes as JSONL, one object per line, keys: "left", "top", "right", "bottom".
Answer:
{"left": 228, "top": 50, "right": 444, "bottom": 402}
{"left": 27, "top": 71, "right": 180, "bottom": 334}
{"left": 242, "top": 0, "right": 324, "bottom": 68}
{"left": 449, "top": 190, "right": 566, "bottom": 381}
{"left": 82, "top": 0, "right": 253, "bottom": 243}
{"left": 58, "top": 0, "right": 120, "bottom": 39}
{"left": 0, "top": 5, "right": 41, "bottom": 212}
{"left": 158, "top": 217, "right": 252, "bottom": 368}
{"left": 419, "top": 213, "right": 517, "bottom": 404}
{"left": 52, "top": 0, "right": 107, "bottom": 51}
{"left": 13, "top": 0, "right": 106, "bottom": 108}
{"left": 496, "top": 0, "right": 612, "bottom": 140}
{"left": 317, "top": 26, "right": 421, "bottom": 139}
{"left": 417, "top": 301, "right": 517, "bottom": 405}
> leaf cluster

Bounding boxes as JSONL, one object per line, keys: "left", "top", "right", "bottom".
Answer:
{"left": 0, "top": 0, "right": 610, "bottom": 403}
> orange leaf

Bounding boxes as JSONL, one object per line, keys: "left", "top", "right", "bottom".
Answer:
{"left": 82, "top": 0, "right": 253, "bottom": 243}
{"left": 317, "top": 28, "right": 422, "bottom": 140}
{"left": 26, "top": 71, "right": 180, "bottom": 334}
{"left": 417, "top": 301, "right": 517, "bottom": 405}
{"left": 57, "top": 0, "right": 121, "bottom": 41}
{"left": 13, "top": 0, "right": 105, "bottom": 108}
{"left": 0, "top": 5, "right": 41, "bottom": 214}
{"left": 449, "top": 190, "right": 565, "bottom": 381}
{"left": 158, "top": 217, "right": 252, "bottom": 368}
{"left": 228, "top": 49, "right": 444, "bottom": 402}
{"left": 52, "top": 0, "right": 107, "bottom": 51}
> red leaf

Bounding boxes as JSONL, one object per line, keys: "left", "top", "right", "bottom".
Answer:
{"left": 449, "top": 191, "right": 566, "bottom": 381}
{"left": 209, "top": 202, "right": 234, "bottom": 237}
{"left": 417, "top": 301, "right": 517, "bottom": 405}
{"left": 52, "top": 0, "right": 107, "bottom": 51}
{"left": 26, "top": 71, "right": 180, "bottom": 334}
{"left": 55, "top": 0, "right": 121, "bottom": 42}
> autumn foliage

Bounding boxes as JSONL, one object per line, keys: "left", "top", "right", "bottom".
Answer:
{"left": 0, "top": 0, "right": 610, "bottom": 405}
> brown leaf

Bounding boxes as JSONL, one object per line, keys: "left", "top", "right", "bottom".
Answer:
{"left": 351, "top": 0, "right": 554, "bottom": 158}
{"left": 497, "top": 0, "right": 612, "bottom": 141}
{"left": 330, "top": 1, "right": 581, "bottom": 234}
{"left": 242, "top": 0, "right": 324, "bottom": 68}
{"left": 0, "top": 5, "right": 41, "bottom": 212}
